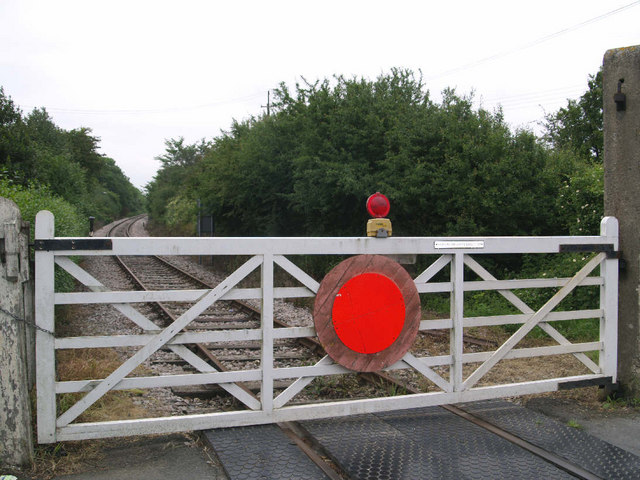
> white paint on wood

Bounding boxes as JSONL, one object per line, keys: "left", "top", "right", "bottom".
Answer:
{"left": 33, "top": 209, "right": 619, "bottom": 443}
{"left": 261, "top": 254, "right": 274, "bottom": 413}
{"left": 35, "top": 210, "right": 57, "bottom": 444}
{"left": 54, "top": 374, "right": 604, "bottom": 441}
{"left": 463, "top": 253, "right": 606, "bottom": 389}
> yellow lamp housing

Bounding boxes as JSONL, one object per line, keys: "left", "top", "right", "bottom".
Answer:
{"left": 367, "top": 218, "right": 392, "bottom": 237}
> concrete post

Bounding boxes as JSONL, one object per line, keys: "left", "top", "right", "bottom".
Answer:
{"left": 0, "top": 197, "right": 34, "bottom": 467}
{"left": 603, "top": 45, "right": 640, "bottom": 396}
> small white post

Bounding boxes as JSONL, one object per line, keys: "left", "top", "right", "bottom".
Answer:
{"left": 450, "top": 253, "right": 464, "bottom": 391}
{"left": 600, "top": 216, "right": 619, "bottom": 382}
{"left": 261, "top": 253, "right": 274, "bottom": 413}
{"left": 35, "top": 210, "right": 57, "bottom": 443}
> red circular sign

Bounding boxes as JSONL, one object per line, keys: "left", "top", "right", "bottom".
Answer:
{"left": 332, "top": 273, "right": 405, "bottom": 354}
{"left": 366, "top": 192, "right": 390, "bottom": 218}
{"left": 314, "top": 255, "right": 420, "bottom": 372}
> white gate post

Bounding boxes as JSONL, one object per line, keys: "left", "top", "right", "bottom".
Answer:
{"left": 600, "top": 216, "right": 619, "bottom": 382}
{"left": 450, "top": 252, "right": 464, "bottom": 392}
{"left": 261, "top": 253, "right": 274, "bottom": 413}
{"left": 35, "top": 211, "right": 57, "bottom": 443}
{"left": 0, "top": 197, "right": 34, "bottom": 467}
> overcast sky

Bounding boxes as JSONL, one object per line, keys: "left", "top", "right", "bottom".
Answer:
{"left": 1, "top": 0, "right": 638, "bottom": 190}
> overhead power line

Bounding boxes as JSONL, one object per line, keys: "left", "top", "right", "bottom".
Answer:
{"left": 18, "top": 91, "right": 266, "bottom": 116}
{"left": 427, "top": 1, "right": 640, "bottom": 81}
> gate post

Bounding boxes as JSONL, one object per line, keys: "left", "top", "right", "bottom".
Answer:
{"left": 0, "top": 197, "right": 34, "bottom": 467}
{"left": 35, "top": 210, "right": 57, "bottom": 443}
{"left": 603, "top": 45, "right": 640, "bottom": 396}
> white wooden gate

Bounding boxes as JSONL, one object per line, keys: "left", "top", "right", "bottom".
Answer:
{"left": 35, "top": 211, "right": 619, "bottom": 443}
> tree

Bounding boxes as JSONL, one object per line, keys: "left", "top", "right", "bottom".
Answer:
{"left": 155, "top": 137, "right": 211, "bottom": 167}
{"left": 0, "top": 87, "right": 34, "bottom": 182}
{"left": 0, "top": 86, "right": 21, "bottom": 126}
{"left": 1, "top": 85, "right": 144, "bottom": 223}
{"left": 26, "top": 108, "right": 65, "bottom": 151}
{"left": 65, "top": 127, "right": 104, "bottom": 174}
{"left": 177, "top": 71, "right": 560, "bottom": 240}
{"left": 542, "top": 69, "right": 605, "bottom": 236}
{"left": 544, "top": 70, "right": 603, "bottom": 162}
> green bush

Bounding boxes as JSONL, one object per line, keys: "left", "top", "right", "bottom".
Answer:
{"left": 0, "top": 177, "right": 86, "bottom": 238}
{"left": 1, "top": 178, "right": 86, "bottom": 292}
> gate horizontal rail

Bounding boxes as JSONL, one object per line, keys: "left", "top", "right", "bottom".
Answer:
{"left": 35, "top": 211, "right": 618, "bottom": 443}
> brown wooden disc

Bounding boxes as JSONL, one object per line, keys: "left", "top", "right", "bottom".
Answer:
{"left": 313, "top": 254, "right": 420, "bottom": 372}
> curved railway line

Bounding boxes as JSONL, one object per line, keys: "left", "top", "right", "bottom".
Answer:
{"left": 102, "top": 215, "right": 606, "bottom": 480}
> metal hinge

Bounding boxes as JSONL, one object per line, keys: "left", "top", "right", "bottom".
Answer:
{"left": 559, "top": 243, "right": 619, "bottom": 259}
{"left": 34, "top": 239, "right": 113, "bottom": 251}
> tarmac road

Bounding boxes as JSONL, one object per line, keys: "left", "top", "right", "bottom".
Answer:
{"left": 52, "top": 434, "right": 228, "bottom": 480}
{"left": 525, "top": 396, "right": 640, "bottom": 457}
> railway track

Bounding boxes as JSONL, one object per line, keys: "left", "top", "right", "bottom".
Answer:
{"left": 104, "top": 215, "right": 605, "bottom": 480}
{"left": 107, "top": 216, "right": 343, "bottom": 478}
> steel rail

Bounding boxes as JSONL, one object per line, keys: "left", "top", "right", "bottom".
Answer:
{"left": 110, "top": 215, "right": 344, "bottom": 480}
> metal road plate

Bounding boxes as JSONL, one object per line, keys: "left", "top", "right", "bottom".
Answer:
{"left": 204, "top": 424, "right": 329, "bottom": 480}
{"left": 460, "top": 399, "right": 640, "bottom": 480}
{"left": 302, "top": 407, "right": 574, "bottom": 480}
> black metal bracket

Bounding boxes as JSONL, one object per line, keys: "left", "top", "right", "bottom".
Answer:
{"left": 34, "top": 239, "right": 113, "bottom": 251}
{"left": 558, "top": 376, "right": 614, "bottom": 390}
{"left": 614, "top": 79, "right": 626, "bottom": 111}
{"left": 559, "top": 243, "right": 619, "bottom": 259}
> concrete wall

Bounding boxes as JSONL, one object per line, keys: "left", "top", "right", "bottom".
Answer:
{"left": 603, "top": 45, "right": 640, "bottom": 395}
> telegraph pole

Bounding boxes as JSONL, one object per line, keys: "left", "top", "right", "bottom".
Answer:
{"left": 261, "top": 90, "right": 271, "bottom": 117}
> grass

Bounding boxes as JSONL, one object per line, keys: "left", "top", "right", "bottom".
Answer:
{"left": 55, "top": 348, "right": 149, "bottom": 422}
{"left": 308, "top": 374, "right": 361, "bottom": 397}
{"left": 566, "top": 419, "right": 584, "bottom": 429}
{"left": 17, "top": 348, "right": 154, "bottom": 479}
{"left": 602, "top": 395, "right": 640, "bottom": 411}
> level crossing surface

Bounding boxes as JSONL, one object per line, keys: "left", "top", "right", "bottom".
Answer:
{"left": 204, "top": 399, "right": 640, "bottom": 480}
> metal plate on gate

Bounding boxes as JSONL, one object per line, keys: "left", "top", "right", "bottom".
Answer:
{"left": 559, "top": 243, "right": 618, "bottom": 258}
{"left": 434, "top": 240, "right": 485, "bottom": 249}
{"left": 34, "top": 239, "right": 113, "bottom": 251}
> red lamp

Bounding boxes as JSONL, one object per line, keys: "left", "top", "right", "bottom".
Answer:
{"left": 366, "top": 192, "right": 390, "bottom": 218}
{"left": 366, "top": 192, "right": 392, "bottom": 237}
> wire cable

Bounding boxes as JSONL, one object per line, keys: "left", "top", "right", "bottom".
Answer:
{"left": 427, "top": 1, "right": 640, "bottom": 81}
{"left": 18, "top": 91, "right": 266, "bottom": 116}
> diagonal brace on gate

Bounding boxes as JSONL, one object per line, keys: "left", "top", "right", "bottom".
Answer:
{"left": 55, "top": 255, "right": 262, "bottom": 427}
{"left": 462, "top": 252, "right": 606, "bottom": 390}
{"left": 54, "top": 257, "right": 260, "bottom": 409}
{"left": 414, "top": 254, "right": 452, "bottom": 284}
{"left": 463, "top": 255, "right": 600, "bottom": 374}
